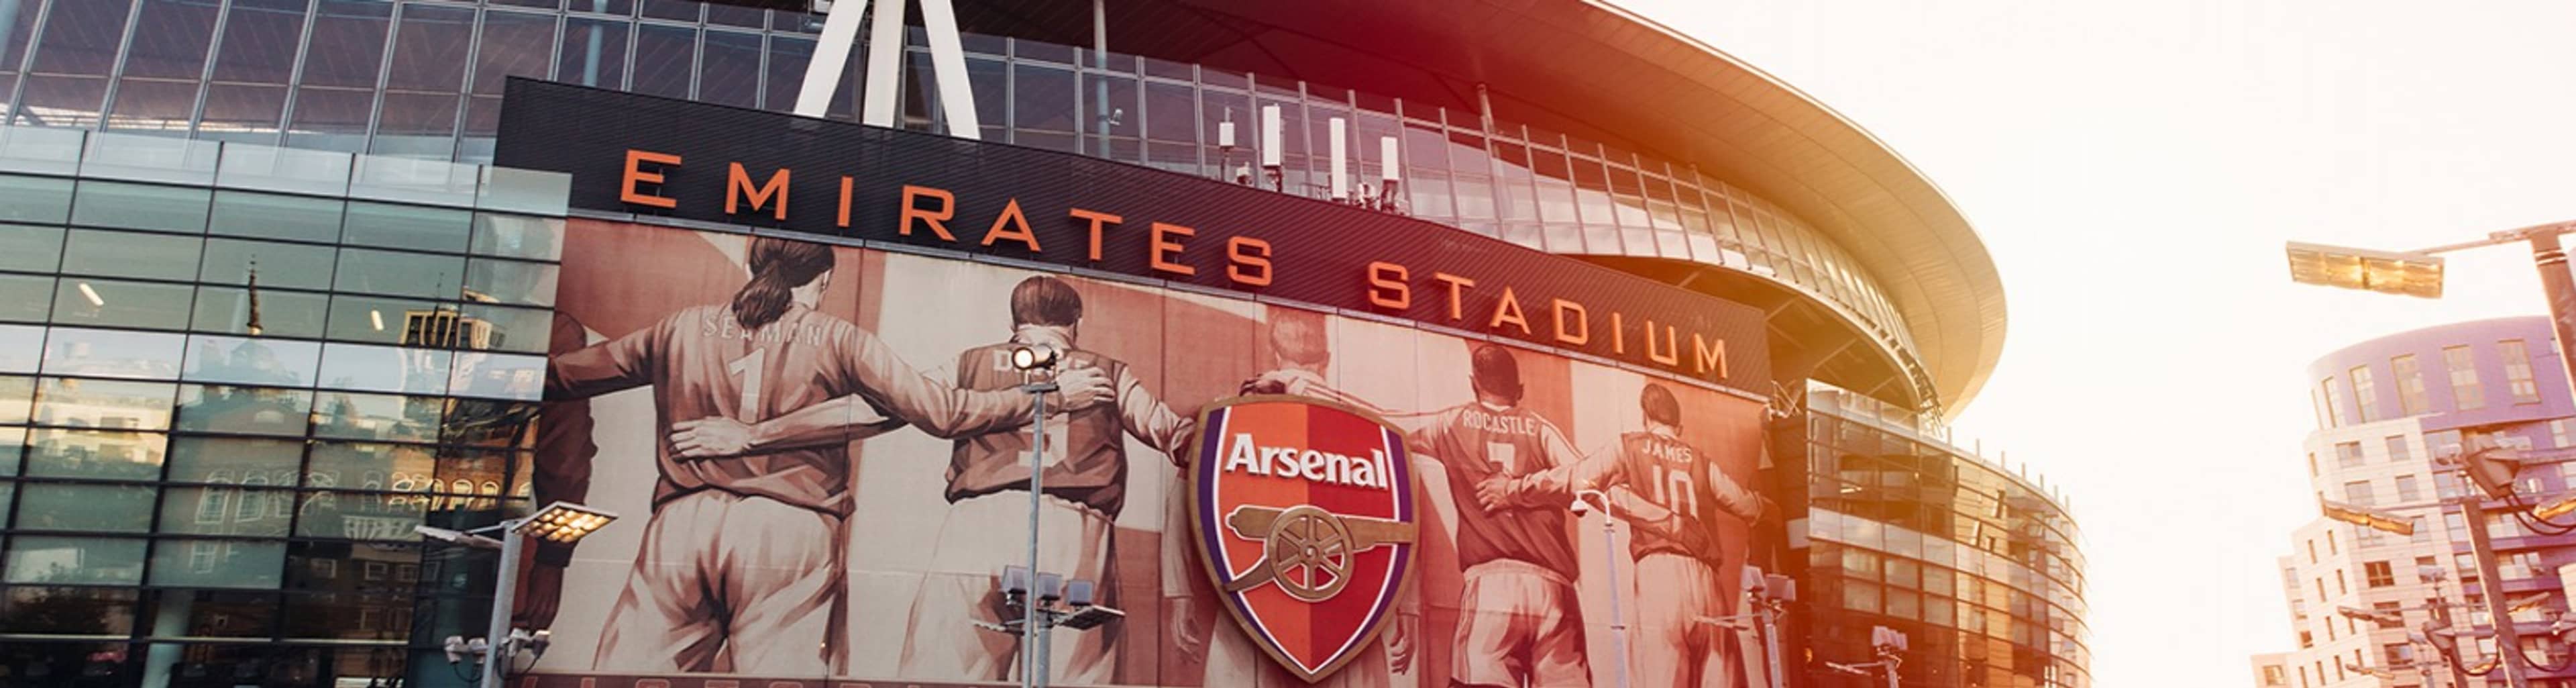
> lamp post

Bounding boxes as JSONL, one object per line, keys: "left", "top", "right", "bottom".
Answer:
{"left": 1006, "top": 342, "right": 1062, "bottom": 688}
{"left": 1568, "top": 489, "right": 1631, "bottom": 688}
{"left": 2286, "top": 220, "right": 2576, "bottom": 409}
{"left": 417, "top": 501, "right": 617, "bottom": 686}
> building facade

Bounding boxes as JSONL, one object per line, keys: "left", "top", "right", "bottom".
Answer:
{"left": 0, "top": 1, "right": 2078, "bottom": 687}
{"left": 2261, "top": 316, "right": 2576, "bottom": 687}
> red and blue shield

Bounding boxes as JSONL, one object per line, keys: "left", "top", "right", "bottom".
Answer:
{"left": 1187, "top": 395, "right": 1418, "bottom": 683}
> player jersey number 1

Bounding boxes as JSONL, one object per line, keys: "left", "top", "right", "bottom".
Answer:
{"left": 1650, "top": 463, "right": 1699, "bottom": 519}
{"left": 727, "top": 349, "right": 765, "bottom": 421}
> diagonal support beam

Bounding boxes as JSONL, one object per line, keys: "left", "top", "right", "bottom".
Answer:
{"left": 792, "top": 0, "right": 981, "bottom": 140}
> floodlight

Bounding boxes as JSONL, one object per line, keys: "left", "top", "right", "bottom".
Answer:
{"left": 1871, "top": 626, "right": 1909, "bottom": 652}
{"left": 1000, "top": 565, "right": 1032, "bottom": 597}
{"left": 1767, "top": 574, "right": 1797, "bottom": 603}
{"left": 515, "top": 501, "right": 619, "bottom": 544}
{"left": 2319, "top": 499, "right": 2416, "bottom": 536}
{"left": 1009, "top": 344, "right": 1063, "bottom": 371}
{"left": 1057, "top": 603, "right": 1126, "bottom": 630}
{"left": 2285, "top": 241, "right": 2445, "bottom": 299}
{"left": 1569, "top": 489, "right": 1609, "bottom": 515}
{"left": 1064, "top": 578, "right": 1098, "bottom": 608}
{"left": 2536, "top": 494, "right": 2576, "bottom": 522}
{"left": 2552, "top": 617, "right": 2576, "bottom": 638}
{"left": 1036, "top": 572, "right": 1065, "bottom": 603}
{"left": 2339, "top": 605, "right": 2406, "bottom": 628}
{"left": 2508, "top": 593, "right": 2555, "bottom": 615}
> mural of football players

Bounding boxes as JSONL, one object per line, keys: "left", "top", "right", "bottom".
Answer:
{"left": 1397, "top": 344, "right": 1592, "bottom": 688}
{"left": 891, "top": 275, "right": 1196, "bottom": 684}
{"left": 1582, "top": 383, "right": 1765, "bottom": 688}
{"left": 543, "top": 237, "right": 1112, "bottom": 676}
{"left": 1171, "top": 308, "right": 1419, "bottom": 687}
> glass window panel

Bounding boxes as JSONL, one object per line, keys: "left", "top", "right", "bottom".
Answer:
{"left": 472, "top": 11, "right": 557, "bottom": 97}
{"left": 23, "top": 428, "right": 166, "bottom": 480}
{"left": 448, "top": 352, "right": 544, "bottom": 401}
{"left": 333, "top": 248, "right": 464, "bottom": 298}
{"left": 167, "top": 434, "right": 305, "bottom": 483}
{"left": 161, "top": 487, "right": 298, "bottom": 539}
{"left": 174, "top": 385, "right": 313, "bottom": 437}
{"left": 0, "top": 375, "right": 29, "bottom": 423}
{"left": 199, "top": 238, "right": 336, "bottom": 289}
{"left": 0, "top": 274, "right": 52, "bottom": 322}
{"left": 700, "top": 30, "right": 761, "bottom": 109}
{"left": 316, "top": 343, "right": 451, "bottom": 396}
{"left": 325, "top": 294, "right": 441, "bottom": 345}
{"left": 13, "top": 75, "right": 109, "bottom": 128}
{"left": 52, "top": 278, "right": 195, "bottom": 330}
{"left": 343, "top": 201, "right": 470, "bottom": 252}
{"left": 369, "top": 91, "right": 459, "bottom": 159}
{"left": 197, "top": 83, "right": 288, "bottom": 143}
{"left": 12, "top": 483, "right": 157, "bottom": 531}
{"left": 761, "top": 36, "right": 814, "bottom": 112}
{"left": 191, "top": 286, "right": 326, "bottom": 338}
{"left": 282, "top": 589, "right": 414, "bottom": 640}
{"left": 13, "top": 0, "right": 129, "bottom": 127}
{"left": 639, "top": 0, "right": 700, "bottom": 21}
{"left": 443, "top": 399, "right": 537, "bottom": 448}
{"left": 1014, "top": 63, "right": 1079, "bottom": 152}
{"left": 0, "top": 0, "right": 41, "bottom": 100}
{"left": 283, "top": 86, "right": 374, "bottom": 152}
{"left": 706, "top": 4, "right": 764, "bottom": 28}
{"left": 462, "top": 258, "right": 557, "bottom": 307}
{"left": 307, "top": 441, "right": 433, "bottom": 492}
{"left": 180, "top": 335, "right": 321, "bottom": 387}
{"left": 139, "top": 589, "right": 282, "bottom": 638}
{"left": 60, "top": 229, "right": 205, "bottom": 281}
{"left": 631, "top": 23, "right": 695, "bottom": 99}
{"left": 457, "top": 303, "right": 552, "bottom": 354}
{"left": 557, "top": 17, "right": 632, "bottom": 91}
{"left": 0, "top": 223, "right": 64, "bottom": 273}
{"left": 0, "top": 175, "right": 72, "bottom": 224}
{"left": 470, "top": 214, "right": 564, "bottom": 261}
{"left": 208, "top": 191, "right": 345, "bottom": 242}
{"left": 312, "top": 391, "right": 441, "bottom": 444}
{"left": 40, "top": 328, "right": 186, "bottom": 379}
{"left": 209, "top": 0, "right": 312, "bottom": 86}
{"left": 382, "top": 4, "right": 473, "bottom": 93}
{"left": 32, "top": 377, "right": 174, "bottom": 430}
{"left": 0, "top": 589, "right": 138, "bottom": 639}
{"left": 103, "top": 78, "right": 201, "bottom": 134}
{"left": 300, "top": 0, "right": 392, "bottom": 89}
{"left": 70, "top": 181, "right": 211, "bottom": 233}
{"left": 0, "top": 426, "right": 23, "bottom": 475}
{"left": 294, "top": 490, "right": 429, "bottom": 542}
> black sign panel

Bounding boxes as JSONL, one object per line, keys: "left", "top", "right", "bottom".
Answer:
{"left": 494, "top": 79, "right": 1768, "bottom": 391}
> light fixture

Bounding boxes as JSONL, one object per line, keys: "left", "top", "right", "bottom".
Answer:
{"left": 1008, "top": 344, "right": 1062, "bottom": 371}
{"left": 2534, "top": 494, "right": 2576, "bottom": 521}
{"left": 370, "top": 309, "right": 386, "bottom": 331}
{"left": 76, "top": 281, "right": 103, "bottom": 307}
{"left": 2285, "top": 241, "right": 2446, "bottom": 299}
{"left": 514, "top": 501, "right": 619, "bottom": 544}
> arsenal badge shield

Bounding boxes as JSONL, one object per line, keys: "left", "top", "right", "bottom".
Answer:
{"left": 1188, "top": 395, "right": 1419, "bottom": 683}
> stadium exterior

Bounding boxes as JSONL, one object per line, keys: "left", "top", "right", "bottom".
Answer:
{"left": 0, "top": 1, "right": 2084, "bottom": 687}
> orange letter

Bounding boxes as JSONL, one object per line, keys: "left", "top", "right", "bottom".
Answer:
{"left": 726, "top": 162, "right": 790, "bottom": 220}
{"left": 1644, "top": 319, "right": 1680, "bottom": 366}
{"left": 979, "top": 198, "right": 1041, "bottom": 252}
{"left": 1693, "top": 332, "right": 1728, "bottom": 379}
{"left": 898, "top": 185, "right": 957, "bottom": 241}
{"left": 1611, "top": 311, "right": 1627, "bottom": 354}
{"left": 1226, "top": 237, "right": 1273, "bottom": 287}
{"left": 837, "top": 176, "right": 854, "bottom": 228}
{"left": 1070, "top": 208, "right": 1122, "bottom": 261}
{"left": 1432, "top": 273, "right": 1476, "bottom": 321}
{"left": 1552, "top": 299, "right": 1589, "bottom": 346}
{"left": 1150, "top": 222, "right": 1196, "bottom": 276}
{"left": 1367, "top": 262, "right": 1411, "bottom": 309}
{"left": 621, "top": 149, "right": 680, "bottom": 209}
{"left": 1488, "top": 287, "right": 1530, "bottom": 334}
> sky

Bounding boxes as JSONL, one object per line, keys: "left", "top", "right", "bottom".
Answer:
{"left": 1616, "top": 1, "right": 2576, "bottom": 685}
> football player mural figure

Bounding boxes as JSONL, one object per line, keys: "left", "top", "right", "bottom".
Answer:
{"left": 1575, "top": 383, "right": 1766, "bottom": 688}
{"left": 1398, "top": 344, "right": 1595, "bottom": 688}
{"left": 544, "top": 238, "right": 1111, "bottom": 676}
{"left": 1172, "top": 309, "right": 1419, "bottom": 687}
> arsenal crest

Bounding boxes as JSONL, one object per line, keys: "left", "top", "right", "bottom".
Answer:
{"left": 1187, "top": 395, "right": 1419, "bottom": 683}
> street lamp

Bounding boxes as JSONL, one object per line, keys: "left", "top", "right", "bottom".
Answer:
{"left": 1008, "top": 342, "right": 1063, "bottom": 688}
{"left": 975, "top": 565, "right": 1124, "bottom": 687}
{"left": 1701, "top": 567, "right": 1795, "bottom": 688}
{"left": 1825, "top": 626, "right": 1907, "bottom": 688}
{"left": 1568, "top": 489, "right": 1631, "bottom": 688}
{"left": 416, "top": 501, "right": 617, "bottom": 687}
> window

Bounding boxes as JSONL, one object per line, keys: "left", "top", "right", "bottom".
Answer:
{"left": 2557, "top": 419, "right": 2574, "bottom": 448}
{"left": 2394, "top": 475, "right": 2422, "bottom": 503}
{"left": 2335, "top": 569, "right": 2347, "bottom": 595}
{"left": 2385, "top": 436, "right": 2411, "bottom": 464}
{"left": 2447, "top": 345, "right": 2485, "bottom": 410}
{"left": 2322, "top": 377, "right": 2348, "bottom": 426}
{"left": 2336, "top": 441, "right": 2365, "bottom": 469}
{"left": 2351, "top": 365, "right": 2380, "bottom": 422}
{"left": 2412, "top": 516, "right": 2430, "bottom": 543}
{"left": 2365, "top": 560, "right": 2396, "bottom": 587}
{"left": 2393, "top": 354, "right": 2431, "bottom": 416}
{"left": 2503, "top": 339, "right": 2542, "bottom": 403}
{"left": 2345, "top": 480, "right": 2375, "bottom": 506}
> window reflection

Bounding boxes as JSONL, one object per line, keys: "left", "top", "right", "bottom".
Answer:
{"left": 21, "top": 428, "right": 168, "bottom": 480}
{"left": 208, "top": 190, "right": 345, "bottom": 242}
{"left": 469, "top": 213, "right": 564, "bottom": 261}
{"left": 166, "top": 436, "right": 307, "bottom": 485}
{"left": 139, "top": 589, "right": 282, "bottom": 638}
{"left": 32, "top": 377, "right": 175, "bottom": 430}
{"left": 443, "top": 399, "right": 537, "bottom": 448}
{"left": 333, "top": 248, "right": 464, "bottom": 299}
{"left": 311, "top": 391, "right": 442, "bottom": 444}
{"left": 462, "top": 258, "right": 557, "bottom": 307}
{"left": 178, "top": 335, "right": 320, "bottom": 387}
{"left": 316, "top": 344, "right": 452, "bottom": 396}
{"left": 0, "top": 223, "right": 65, "bottom": 273}
{"left": 448, "top": 352, "right": 545, "bottom": 401}
{"left": 0, "top": 586, "right": 140, "bottom": 634}
{"left": 294, "top": 489, "right": 429, "bottom": 541}
{"left": 0, "top": 375, "right": 30, "bottom": 423}
{"left": 305, "top": 441, "right": 434, "bottom": 492}
{"left": 160, "top": 489, "right": 297, "bottom": 538}
{"left": 13, "top": 484, "right": 158, "bottom": 532}
{"left": 176, "top": 385, "right": 314, "bottom": 436}
{"left": 192, "top": 287, "right": 328, "bottom": 339}
{"left": 200, "top": 237, "right": 339, "bottom": 290}
{"left": 70, "top": 181, "right": 213, "bottom": 234}
{"left": 0, "top": 175, "right": 73, "bottom": 224}
{"left": 50, "top": 278, "right": 197, "bottom": 331}
{"left": 0, "top": 275, "right": 54, "bottom": 323}
{"left": 343, "top": 201, "right": 470, "bottom": 253}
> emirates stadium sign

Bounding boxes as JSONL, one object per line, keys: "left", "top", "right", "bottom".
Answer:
{"left": 1188, "top": 397, "right": 1419, "bottom": 682}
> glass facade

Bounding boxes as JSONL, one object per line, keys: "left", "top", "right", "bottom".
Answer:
{"left": 0, "top": 124, "right": 569, "bottom": 687}
{"left": 1802, "top": 381, "right": 2090, "bottom": 688}
{"left": 0, "top": 0, "right": 1932, "bottom": 405}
